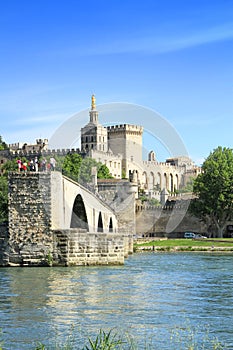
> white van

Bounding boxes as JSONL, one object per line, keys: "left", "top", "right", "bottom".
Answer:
{"left": 184, "top": 232, "right": 195, "bottom": 239}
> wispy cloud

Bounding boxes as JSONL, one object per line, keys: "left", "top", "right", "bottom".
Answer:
{"left": 57, "top": 22, "right": 233, "bottom": 57}
{"left": 11, "top": 113, "right": 68, "bottom": 126}
{"left": 110, "top": 22, "right": 233, "bottom": 54}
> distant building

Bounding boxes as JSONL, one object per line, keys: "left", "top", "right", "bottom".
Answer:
{"left": 9, "top": 139, "right": 48, "bottom": 154}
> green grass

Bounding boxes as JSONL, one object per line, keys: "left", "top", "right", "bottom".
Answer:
{"left": 0, "top": 325, "right": 227, "bottom": 349}
{"left": 135, "top": 238, "right": 233, "bottom": 251}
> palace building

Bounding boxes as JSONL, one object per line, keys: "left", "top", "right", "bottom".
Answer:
{"left": 81, "top": 95, "right": 201, "bottom": 199}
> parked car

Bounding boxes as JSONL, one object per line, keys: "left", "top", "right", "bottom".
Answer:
{"left": 194, "top": 234, "right": 208, "bottom": 239}
{"left": 184, "top": 232, "right": 196, "bottom": 239}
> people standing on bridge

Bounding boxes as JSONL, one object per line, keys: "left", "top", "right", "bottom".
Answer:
{"left": 17, "top": 159, "right": 22, "bottom": 172}
{"left": 49, "top": 157, "right": 56, "bottom": 171}
{"left": 22, "top": 161, "right": 28, "bottom": 172}
{"left": 34, "top": 157, "right": 39, "bottom": 172}
{"left": 29, "top": 159, "right": 34, "bottom": 172}
{"left": 41, "top": 158, "right": 47, "bottom": 172}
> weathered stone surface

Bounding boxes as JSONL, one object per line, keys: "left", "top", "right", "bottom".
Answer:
{"left": 53, "top": 230, "right": 125, "bottom": 266}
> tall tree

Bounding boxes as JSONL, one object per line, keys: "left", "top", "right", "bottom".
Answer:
{"left": 190, "top": 146, "right": 233, "bottom": 237}
{"left": 62, "top": 153, "right": 82, "bottom": 181}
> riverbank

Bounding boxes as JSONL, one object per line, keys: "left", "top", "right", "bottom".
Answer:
{"left": 134, "top": 238, "right": 233, "bottom": 252}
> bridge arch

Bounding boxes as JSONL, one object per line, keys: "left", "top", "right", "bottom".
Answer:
{"left": 51, "top": 173, "right": 118, "bottom": 233}
{"left": 109, "top": 217, "right": 113, "bottom": 232}
{"left": 70, "top": 194, "right": 89, "bottom": 230}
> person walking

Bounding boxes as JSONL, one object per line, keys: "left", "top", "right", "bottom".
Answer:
{"left": 49, "top": 157, "right": 56, "bottom": 171}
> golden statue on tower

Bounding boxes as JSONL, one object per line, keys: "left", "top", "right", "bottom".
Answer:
{"left": 91, "top": 94, "right": 96, "bottom": 110}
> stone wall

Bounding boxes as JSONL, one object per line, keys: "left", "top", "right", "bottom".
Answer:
{"left": 53, "top": 229, "right": 125, "bottom": 266}
{"left": 136, "top": 206, "right": 207, "bottom": 237}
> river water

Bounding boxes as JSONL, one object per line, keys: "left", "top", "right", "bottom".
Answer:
{"left": 0, "top": 252, "right": 233, "bottom": 349}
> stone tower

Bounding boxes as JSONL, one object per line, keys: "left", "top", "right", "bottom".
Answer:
{"left": 81, "top": 95, "right": 108, "bottom": 152}
{"left": 107, "top": 124, "right": 143, "bottom": 176}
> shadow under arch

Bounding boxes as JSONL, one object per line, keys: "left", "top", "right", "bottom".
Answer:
{"left": 97, "top": 212, "right": 103, "bottom": 232}
{"left": 109, "top": 217, "right": 113, "bottom": 232}
{"left": 70, "top": 194, "right": 89, "bottom": 230}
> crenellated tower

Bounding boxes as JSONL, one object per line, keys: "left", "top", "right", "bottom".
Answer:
{"left": 107, "top": 124, "right": 143, "bottom": 174}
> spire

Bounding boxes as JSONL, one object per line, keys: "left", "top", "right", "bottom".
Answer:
{"left": 91, "top": 94, "right": 96, "bottom": 110}
{"left": 89, "top": 94, "right": 98, "bottom": 124}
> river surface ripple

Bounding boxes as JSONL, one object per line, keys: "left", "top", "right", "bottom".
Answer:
{"left": 0, "top": 253, "right": 233, "bottom": 349}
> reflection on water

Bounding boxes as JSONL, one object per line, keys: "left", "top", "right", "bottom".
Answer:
{"left": 1, "top": 253, "right": 233, "bottom": 349}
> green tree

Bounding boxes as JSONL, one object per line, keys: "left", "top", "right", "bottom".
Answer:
{"left": 190, "top": 146, "right": 233, "bottom": 238}
{"left": 97, "top": 164, "right": 113, "bottom": 179}
{"left": 2, "top": 159, "right": 18, "bottom": 173}
{"left": 62, "top": 153, "right": 82, "bottom": 181}
{"left": 78, "top": 158, "right": 99, "bottom": 184}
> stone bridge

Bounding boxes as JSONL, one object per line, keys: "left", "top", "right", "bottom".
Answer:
{"left": 51, "top": 172, "right": 118, "bottom": 233}
{"left": 2, "top": 172, "right": 133, "bottom": 267}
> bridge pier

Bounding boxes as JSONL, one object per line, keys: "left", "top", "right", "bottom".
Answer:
{"left": 53, "top": 229, "right": 125, "bottom": 266}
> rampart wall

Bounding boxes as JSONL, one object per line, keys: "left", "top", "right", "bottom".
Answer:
{"left": 136, "top": 205, "right": 207, "bottom": 237}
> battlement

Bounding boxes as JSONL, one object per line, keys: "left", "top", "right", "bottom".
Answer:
{"left": 1, "top": 148, "right": 83, "bottom": 159}
{"left": 107, "top": 124, "right": 143, "bottom": 133}
{"left": 143, "top": 160, "right": 181, "bottom": 171}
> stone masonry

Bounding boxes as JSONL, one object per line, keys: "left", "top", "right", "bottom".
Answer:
{"left": 7, "top": 172, "right": 53, "bottom": 266}
{"left": 53, "top": 229, "right": 125, "bottom": 266}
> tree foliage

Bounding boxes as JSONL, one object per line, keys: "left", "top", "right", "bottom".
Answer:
{"left": 62, "top": 154, "right": 113, "bottom": 184}
{"left": 78, "top": 158, "right": 99, "bottom": 184}
{"left": 97, "top": 164, "right": 113, "bottom": 179}
{"left": 62, "top": 153, "right": 82, "bottom": 181}
{"left": 190, "top": 146, "right": 233, "bottom": 237}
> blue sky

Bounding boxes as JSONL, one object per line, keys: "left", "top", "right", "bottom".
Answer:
{"left": 0, "top": 0, "right": 232, "bottom": 164}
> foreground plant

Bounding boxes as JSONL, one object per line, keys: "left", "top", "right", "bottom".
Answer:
{"left": 83, "top": 329, "right": 124, "bottom": 350}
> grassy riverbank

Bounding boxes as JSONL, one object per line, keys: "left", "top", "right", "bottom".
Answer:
{"left": 134, "top": 238, "right": 233, "bottom": 252}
